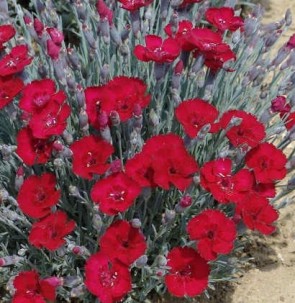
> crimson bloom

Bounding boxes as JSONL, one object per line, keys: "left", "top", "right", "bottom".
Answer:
{"left": 236, "top": 195, "right": 279, "bottom": 235}
{"left": 29, "top": 211, "right": 75, "bottom": 251}
{"left": 187, "top": 210, "right": 236, "bottom": 260}
{"left": 91, "top": 172, "right": 141, "bottom": 215}
{"left": 19, "top": 78, "right": 65, "bottom": 114}
{"left": 100, "top": 220, "right": 147, "bottom": 265}
{"left": 0, "top": 45, "right": 32, "bottom": 76}
{"left": 271, "top": 95, "right": 291, "bottom": 114}
{"left": 12, "top": 271, "right": 59, "bottom": 303}
{"left": 219, "top": 110, "right": 266, "bottom": 148}
{"left": 200, "top": 158, "right": 253, "bottom": 203}
{"left": 116, "top": 0, "right": 153, "bottom": 11}
{"left": 165, "top": 247, "right": 209, "bottom": 298}
{"left": 0, "top": 76, "right": 24, "bottom": 109}
{"left": 17, "top": 173, "right": 61, "bottom": 219}
{"left": 70, "top": 135, "right": 114, "bottom": 180}
{"left": 205, "top": 7, "right": 244, "bottom": 33}
{"left": 134, "top": 35, "right": 181, "bottom": 63}
{"left": 245, "top": 143, "right": 287, "bottom": 183}
{"left": 175, "top": 98, "right": 220, "bottom": 138}
{"left": 281, "top": 111, "right": 295, "bottom": 130}
{"left": 0, "top": 24, "right": 16, "bottom": 50}
{"left": 164, "top": 20, "right": 195, "bottom": 51}
{"left": 189, "top": 28, "right": 223, "bottom": 52}
{"left": 16, "top": 127, "right": 54, "bottom": 166}
{"left": 85, "top": 76, "right": 150, "bottom": 127}
{"left": 85, "top": 252, "right": 132, "bottom": 303}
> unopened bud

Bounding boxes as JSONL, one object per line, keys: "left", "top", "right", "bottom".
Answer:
{"left": 71, "top": 284, "right": 85, "bottom": 297}
{"left": 162, "top": 209, "right": 176, "bottom": 224}
{"left": 135, "top": 255, "right": 148, "bottom": 267}
{"left": 83, "top": 24, "right": 97, "bottom": 48}
{"left": 63, "top": 276, "right": 82, "bottom": 288}
{"left": 179, "top": 195, "right": 192, "bottom": 208}
{"left": 79, "top": 110, "right": 88, "bottom": 128}
{"left": 157, "top": 255, "right": 167, "bottom": 267}
{"left": 149, "top": 109, "right": 159, "bottom": 126}
{"left": 110, "top": 24, "right": 122, "bottom": 45}
{"left": 131, "top": 218, "right": 141, "bottom": 229}
{"left": 130, "top": 10, "right": 141, "bottom": 37}
{"left": 53, "top": 158, "right": 64, "bottom": 168}
{"left": 285, "top": 8, "right": 292, "bottom": 26}
{"left": 92, "top": 213, "right": 103, "bottom": 231}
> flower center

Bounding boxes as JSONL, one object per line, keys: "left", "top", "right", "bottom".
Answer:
{"left": 109, "top": 190, "right": 126, "bottom": 202}
{"left": 33, "top": 93, "right": 50, "bottom": 107}
{"left": 99, "top": 271, "right": 118, "bottom": 288}
{"left": 179, "top": 265, "right": 192, "bottom": 277}
{"left": 44, "top": 114, "right": 57, "bottom": 128}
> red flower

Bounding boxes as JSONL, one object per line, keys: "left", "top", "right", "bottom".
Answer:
{"left": 46, "top": 39, "right": 62, "bottom": 60}
{"left": 126, "top": 134, "right": 198, "bottom": 190}
{"left": 12, "top": 270, "right": 58, "bottom": 303}
{"left": 85, "top": 76, "right": 150, "bottom": 126}
{"left": 117, "top": 0, "right": 153, "bottom": 11}
{"left": 28, "top": 100, "right": 71, "bottom": 139}
{"left": 46, "top": 28, "right": 64, "bottom": 45}
{"left": 70, "top": 135, "right": 114, "bottom": 180}
{"left": 85, "top": 252, "right": 132, "bottom": 303}
{"left": 236, "top": 195, "right": 279, "bottom": 234}
{"left": 187, "top": 210, "right": 236, "bottom": 260}
{"left": 200, "top": 158, "right": 253, "bottom": 203}
{"left": 245, "top": 143, "right": 287, "bottom": 183}
{"left": 165, "top": 247, "right": 209, "bottom": 297}
{"left": 281, "top": 111, "right": 295, "bottom": 130}
{"left": 0, "top": 76, "right": 24, "bottom": 109}
{"left": 19, "top": 79, "right": 65, "bottom": 114}
{"left": 0, "top": 45, "right": 32, "bottom": 76}
{"left": 271, "top": 96, "right": 291, "bottom": 114}
{"left": 175, "top": 98, "right": 220, "bottom": 138}
{"left": 164, "top": 20, "right": 195, "bottom": 51}
{"left": 0, "top": 24, "right": 16, "bottom": 50}
{"left": 16, "top": 127, "right": 54, "bottom": 166}
{"left": 17, "top": 173, "right": 61, "bottom": 219}
{"left": 219, "top": 110, "right": 266, "bottom": 148}
{"left": 100, "top": 220, "right": 147, "bottom": 265}
{"left": 33, "top": 18, "right": 44, "bottom": 36}
{"left": 29, "top": 211, "right": 75, "bottom": 251}
{"left": 190, "top": 28, "right": 223, "bottom": 52}
{"left": 91, "top": 173, "right": 141, "bottom": 215}
{"left": 96, "top": 0, "right": 113, "bottom": 25}
{"left": 134, "top": 35, "right": 181, "bottom": 63}
{"left": 205, "top": 7, "right": 244, "bottom": 33}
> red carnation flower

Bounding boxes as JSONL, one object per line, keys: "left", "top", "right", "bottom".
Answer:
{"left": 189, "top": 28, "right": 223, "bottom": 52}
{"left": 0, "top": 24, "right": 16, "bottom": 50}
{"left": 281, "top": 111, "right": 295, "bottom": 130}
{"left": 165, "top": 247, "right": 209, "bottom": 297}
{"left": 70, "top": 135, "right": 114, "bottom": 180}
{"left": 17, "top": 173, "right": 61, "bottom": 219}
{"left": 85, "top": 76, "right": 150, "bottom": 127}
{"left": 12, "top": 271, "right": 58, "bottom": 303}
{"left": 175, "top": 98, "right": 220, "bottom": 138}
{"left": 134, "top": 35, "right": 181, "bottom": 63}
{"left": 100, "top": 220, "right": 147, "bottom": 265}
{"left": 19, "top": 79, "right": 64, "bottom": 114}
{"left": 33, "top": 18, "right": 44, "bottom": 36}
{"left": 85, "top": 252, "right": 132, "bottom": 303}
{"left": 220, "top": 110, "right": 266, "bottom": 148}
{"left": 205, "top": 7, "right": 244, "bottom": 33}
{"left": 16, "top": 127, "right": 54, "bottom": 166}
{"left": 117, "top": 0, "right": 153, "bottom": 11}
{"left": 187, "top": 209, "right": 236, "bottom": 260}
{"left": 29, "top": 211, "right": 75, "bottom": 251}
{"left": 0, "top": 76, "right": 24, "bottom": 109}
{"left": 0, "top": 45, "right": 32, "bottom": 76}
{"left": 164, "top": 20, "right": 195, "bottom": 51}
{"left": 91, "top": 172, "right": 141, "bottom": 215}
{"left": 200, "top": 158, "right": 253, "bottom": 203}
{"left": 96, "top": 0, "right": 113, "bottom": 25}
{"left": 28, "top": 100, "right": 71, "bottom": 139}
{"left": 236, "top": 195, "right": 279, "bottom": 234}
{"left": 46, "top": 28, "right": 64, "bottom": 45}
{"left": 245, "top": 143, "right": 287, "bottom": 183}
{"left": 271, "top": 96, "right": 291, "bottom": 114}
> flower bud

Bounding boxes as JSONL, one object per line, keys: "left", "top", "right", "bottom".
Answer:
{"left": 75, "top": 0, "right": 87, "bottom": 21}
{"left": 285, "top": 8, "right": 292, "bottom": 26}
{"left": 99, "top": 19, "right": 110, "bottom": 44}
{"left": 0, "top": 255, "right": 23, "bottom": 266}
{"left": 43, "top": 276, "right": 63, "bottom": 287}
{"left": 0, "top": 188, "right": 9, "bottom": 202}
{"left": 92, "top": 213, "right": 103, "bottom": 231}
{"left": 109, "top": 159, "right": 122, "bottom": 174}
{"left": 110, "top": 110, "right": 120, "bottom": 126}
{"left": 83, "top": 24, "right": 97, "bottom": 48}
{"left": 63, "top": 276, "right": 82, "bottom": 288}
{"left": 135, "top": 255, "right": 148, "bottom": 268}
{"left": 130, "top": 10, "right": 141, "bottom": 37}
{"left": 67, "top": 48, "right": 81, "bottom": 69}
{"left": 47, "top": 27, "right": 64, "bottom": 45}
{"left": 162, "top": 209, "right": 176, "bottom": 224}
{"left": 131, "top": 218, "right": 142, "bottom": 229}
{"left": 54, "top": 158, "right": 64, "bottom": 168}
{"left": 62, "top": 130, "right": 73, "bottom": 145}
{"left": 179, "top": 195, "right": 192, "bottom": 208}
{"left": 71, "top": 284, "right": 85, "bottom": 297}
{"left": 17, "top": 248, "right": 27, "bottom": 256}
{"left": 100, "top": 64, "right": 110, "bottom": 84}
{"left": 156, "top": 255, "right": 167, "bottom": 267}
{"left": 79, "top": 110, "right": 88, "bottom": 128}
{"left": 149, "top": 109, "right": 159, "bottom": 127}
{"left": 110, "top": 24, "right": 122, "bottom": 46}
{"left": 287, "top": 177, "right": 295, "bottom": 190}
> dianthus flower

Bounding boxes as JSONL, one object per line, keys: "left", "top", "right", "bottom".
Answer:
{"left": 29, "top": 211, "right": 75, "bottom": 251}
{"left": 12, "top": 270, "right": 59, "bottom": 303}
{"left": 245, "top": 143, "right": 287, "bottom": 183}
{"left": 85, "top": 252, "right": 132, "bottom": 303}
{"left": 175, "top": 98, "right": 220, "bottom": 138}
{"left": 0, "top": 44, "right": 32, "bottom": 76}
{"left": 236, "top": 195, "right": 279, "bottom": 235}
{"left": 16, "top": 127, "right": 54, "bottom": 165}
{"left": 17, "top": 173, "right": 61, "bottom": 219}
{"left": 134, "top": 35, "right": 181, "bottom": 63}
{"left": 219, "top": 110, "right": 266, "bottom": 148}
{"left": 0, "top": 24, "right": 16, "bottom": 50}
{"left": 91, "top": 172, "right": 141, "bottom": 215}
{"left": 0, "top": 76, "right": 24, "bottom": 109}
{"left": 205, "top": 7, "right": 244, "bottom": 33}
{"left": 200, "top": 158, "right": 253, "bottom": 203}
{"left": 281, "top": 111, "right": 295, "bottom": 130}
{"left": 70, "top": 135, "right": 114, "bottom": 180}
{"left": 187, "top": 209, "right": 236, "bottom": 260}
{"left": 116, "top": 0, "right": 153, "bottom": 11}
{"left": 271, "top": 95, "right": 291, "bottom": 114}
{"left": 100, "top": 220, "right": 147, "bottom": 265}
{"left": 165, "top": 247, "right": 209, "bottom": 297}
{"left": 85, "top": 76, "right": 150, "bottom": 127}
